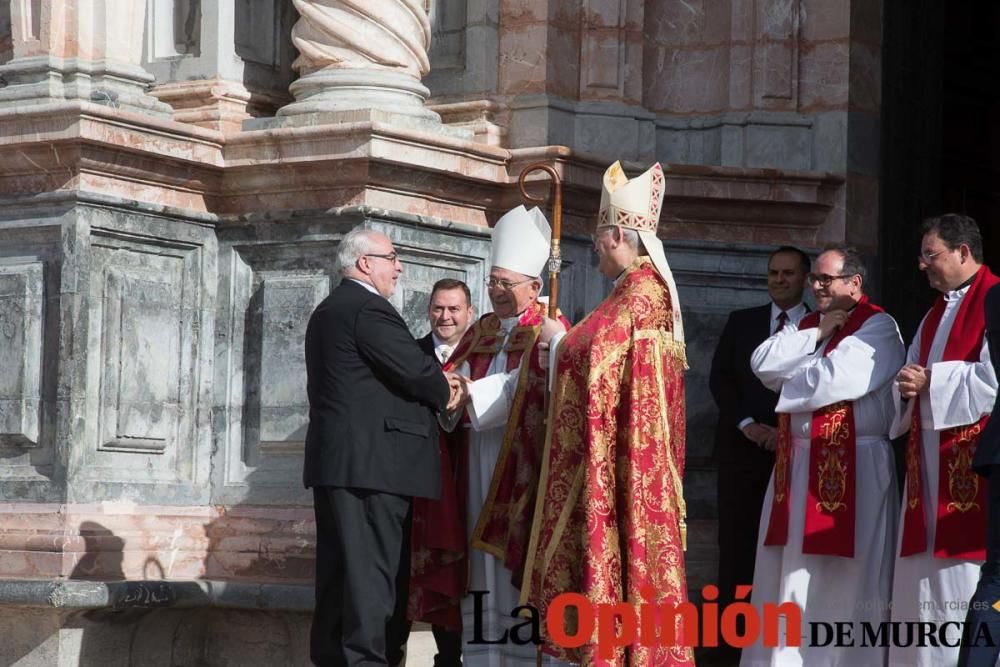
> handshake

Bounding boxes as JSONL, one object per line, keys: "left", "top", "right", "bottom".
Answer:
{"left": 445, "top": 372, "right": 472, "bottom": 412}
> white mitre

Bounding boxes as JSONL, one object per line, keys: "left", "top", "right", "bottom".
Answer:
{"left": 490, "top": 205, "right": 551, "bottom": 277}
{"left": 599, "top": 161, "right": 685, "bottom": 343}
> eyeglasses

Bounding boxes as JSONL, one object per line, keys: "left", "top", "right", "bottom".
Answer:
{"left": 485, "top": 277, "right": 534, "bottom": 290}
{"left": 807, "top": 273, "right": 856, "bottom": 287}
{"left": 917, "top": 249, "right": 946, "bottom": 263}
{"left": 364, "top": 252, "right": 399, "bottom": 263}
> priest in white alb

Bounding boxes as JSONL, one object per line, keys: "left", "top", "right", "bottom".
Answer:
{"left": 888, "top": 214, "right": 998, "bottom": 667}
{"left": 409, "top": 205, "right": 569, "bottom": 666}
{"left": 741, "top": 245, "right": 905, "bottom": 667}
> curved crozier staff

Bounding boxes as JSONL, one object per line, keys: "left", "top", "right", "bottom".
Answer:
{"left": 518, "top": 163, "right": 562, "bottom": 319}
{"left": 517, "top": 162, "right": 562, "bottom": 667}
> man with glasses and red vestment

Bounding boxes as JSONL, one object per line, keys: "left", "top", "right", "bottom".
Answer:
{"left": 887, "top": 214, "right": 998, "bottom": 667}
{"left": 408, "top": 204, "right": 570, "bottom": 666}
{"left": 741, "top": 245, "right": 905, "bottom": 667}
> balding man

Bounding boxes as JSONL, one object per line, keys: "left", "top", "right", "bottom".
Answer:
{"left": 304, "top": 227, "right": 461, "bottom": 666}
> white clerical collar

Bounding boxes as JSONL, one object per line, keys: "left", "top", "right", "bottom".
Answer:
{"left": 945, "top": 283, "right": 972, "bottom": 303}
{"left": 348, "top": 278, "right": 381, "bottom": 296}
{"left": 770, "top": 301, "right": 807, "bottom": 323}
{"left": 499, "top": 315, "right": 520, "bottom": 332}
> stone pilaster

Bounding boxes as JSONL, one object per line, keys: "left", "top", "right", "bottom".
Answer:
{"left": 144, "top": 0, "right": 298, "bottom": 132}
{"left": 0, "top": 0, "right": 171, "bottom": 116}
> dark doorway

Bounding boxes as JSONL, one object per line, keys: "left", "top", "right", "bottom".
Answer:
{"left": 879, "top": 0, "right": 1000, "bottom": 338}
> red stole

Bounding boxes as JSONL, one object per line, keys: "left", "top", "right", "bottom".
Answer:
{"left": 408, "top": 300, "right": 563, "bottom": 631}
{"left": 899, "top": 266, "right": 999, "bottom": 559}
{"left": 764, "top": 296, "right": 884, "bottom": 558}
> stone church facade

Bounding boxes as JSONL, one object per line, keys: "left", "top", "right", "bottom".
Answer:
{"left": 1, "top": 0, "right": 990, "bottom": 663}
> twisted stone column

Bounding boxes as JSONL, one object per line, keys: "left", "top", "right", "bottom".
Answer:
{"left": 279, "top": 0, "right": 439, "bottom": 121}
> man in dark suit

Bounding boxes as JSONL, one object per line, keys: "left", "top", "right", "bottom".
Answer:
{"left": 960, "top": 282, "right": 1000, "bottom": 667}
{"left": 389, "top": 278, "right": 473, "bottom": 667}
{"left": 305, "top": 227, "right": 459, "bottom": 666}
{"left": 708, "top": 245, "right": 809, "bottom": 663}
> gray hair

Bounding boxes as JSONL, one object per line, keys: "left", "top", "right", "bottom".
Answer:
{"left": 620, "top": 227, "right": 641, "bottom": 251}
{"left": 336, "top": 228, "right": 381, "bottom": 277}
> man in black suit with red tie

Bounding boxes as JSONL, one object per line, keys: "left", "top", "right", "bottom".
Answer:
{"left": 709, "top": 245, "right": 810, "bottom": 663}
{"left": 305, "top": 227, "right": 461, "bottom": 667}
{"left": 389, "top": 278, "right": 473, "bottom": 667}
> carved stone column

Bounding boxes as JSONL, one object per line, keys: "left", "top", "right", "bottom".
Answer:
{"left": 0, "top": 0, "right": 171, "bottom": 116}
{"left": 278, "top": 0, "right": 440, "bottom": 123}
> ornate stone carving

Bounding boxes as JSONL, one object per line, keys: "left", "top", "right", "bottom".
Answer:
{"left": 290, "top": 0, "right": 431, "bottom": 77}
{"left": 279, "top": 0, "right": 443, "bottom": 123}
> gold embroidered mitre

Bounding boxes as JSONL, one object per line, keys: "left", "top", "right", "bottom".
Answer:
{"left": 598, "top": 161, "right": 664, "bottom": 233}
{"left": 597, "top": 161, "right": 684, "bottom": 343}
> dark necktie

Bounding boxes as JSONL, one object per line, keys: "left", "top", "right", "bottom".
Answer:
{"left": 775, "top": 310, "right": 788, "bottom": 333}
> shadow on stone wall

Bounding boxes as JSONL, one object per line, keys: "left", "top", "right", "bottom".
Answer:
{"left": 197, "top": 467, "right": 314, "bottom": 666}
{"left": 69, "top": 521, "right": 125, "bottom": 582}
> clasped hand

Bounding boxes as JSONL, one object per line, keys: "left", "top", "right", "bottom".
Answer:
{"left": 897, "top": 363, "right": 930, "bottom": 399}
{"left": 742, "top": 422, "right": 777, "bottom": 451}
{"left": 445, "top": 372, "right": 471, "bottom": 411}
{"left": 816, "top": 309, "right": 849, "bottom": 342}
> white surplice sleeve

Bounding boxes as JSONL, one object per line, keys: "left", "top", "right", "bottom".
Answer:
{"left": 467, "top": 366, "right": 521, "bottom": 431}
{"left": 750, "top": 320, "right": 817, "bottom": 392}
{"left": 928, "top": 337, "right": 997, "bottom": 429}
{"left": 771, "top": 313, "right": 905, "bottom": 414}
{"left": 889, "top": 316, "right": 924, "bottom": 439}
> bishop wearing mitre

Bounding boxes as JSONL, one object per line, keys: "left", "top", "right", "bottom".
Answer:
{"left": 523, "top": 162, "right": 693, "bottom": 667}
{"left": 409, "top": 204, "right": 570, "bottom": 666}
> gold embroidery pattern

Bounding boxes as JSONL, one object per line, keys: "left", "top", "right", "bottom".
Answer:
{"left": 905, "top": 422, "right": 922, "bottom": 510}
{"left": 773, "top": 414, "right": 790, "bottom": 505}
{"left": 521, "top": 258, "right": 692, "bottom": 666}
{"left": 815, "top": 404, "right": 850, "bottom": 513}
{"left": 947, "top": 423, "right": 983, "bottom": 513}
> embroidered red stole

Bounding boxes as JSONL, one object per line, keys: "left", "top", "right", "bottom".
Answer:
{"left": 764, "top": 296, "right": 884, "bottom": 557}
{"left": 899, "top": 266, "right": 999, "bottom": 559}
{"left": 456, "top": 303, "right": 569, "bottom": 590}
{"left": 408, "top": 300, "right": 564, "bottom": 630}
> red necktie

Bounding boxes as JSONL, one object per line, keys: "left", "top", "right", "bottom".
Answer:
{"left": 775, "top": 311, "right": 788, "bottom": 333}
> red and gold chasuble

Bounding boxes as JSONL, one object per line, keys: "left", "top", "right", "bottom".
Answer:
{"left": 899, "top": 266, "right": 999, "bottom": 559}
{"left": 408, "top": 300, "right": 566, "bottom": 631}
{"left": 521, "top": 258, "right": 692, "bottom": 667}
{"left": 764, "top": 296, "right": 884, "bottom": 558}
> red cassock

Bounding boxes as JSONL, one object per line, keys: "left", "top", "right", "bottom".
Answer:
{"left": 522, "top": 258, "right": 693, "bottom": 667}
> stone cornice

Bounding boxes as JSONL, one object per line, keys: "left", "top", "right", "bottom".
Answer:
{"left": 0, "top": 104, "right": 845, "bottom": 243}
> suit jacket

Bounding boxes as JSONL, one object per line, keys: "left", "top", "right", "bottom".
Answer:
{"left": 709, "top": 303, "right": 781, "bottom": 464}
{"left": 417, "top": 332, "right": 436, "bottom": 360}
{"left": 304, "top": 279, "right": 451, "bottom": 498}
{"left": 974, "top": 283, "right": 1000, "bottom": 472}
